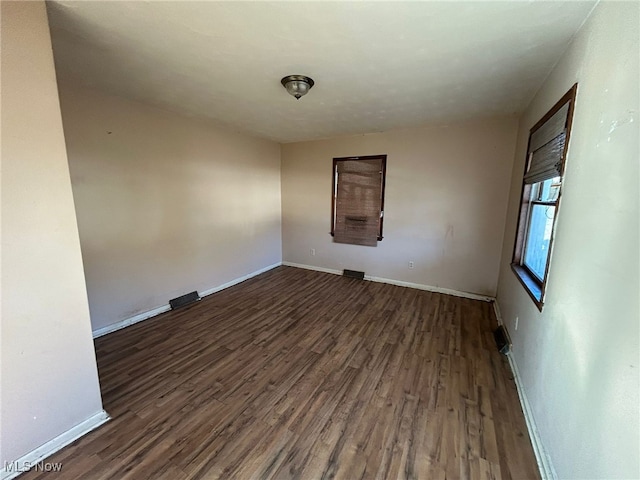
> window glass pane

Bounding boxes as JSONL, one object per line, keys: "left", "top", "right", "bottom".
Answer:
{"left": 524, "top": 204, "right": 556, "bottom": 280}
{"left": 537, "top": 176, "right": 561, "bottom": 202}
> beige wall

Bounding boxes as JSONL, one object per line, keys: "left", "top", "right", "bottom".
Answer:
{"left": 57, "top": 84, "right": 282, "bottom": 332}
{"left": 281, "top": 118, "right": 518, "bottom": 296}
{"left": 495, "top": 2, "right": 639, "bottom": 478}
{"left": 1, "top": 1, "right": 104, "bottom": 465}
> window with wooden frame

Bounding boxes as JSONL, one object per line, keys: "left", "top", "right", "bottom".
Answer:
{"left": 512, "top": 84, "right": 577, "bottom": 309}
{"left": 331, "top": 155, "right": 386, "bottom": 247}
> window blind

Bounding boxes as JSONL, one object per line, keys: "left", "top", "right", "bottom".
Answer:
{"left": 524, "top": 102, "right": 570, "bottom": 184}
{"left": 333, "top": 158, "right": 383, "bottom": 247}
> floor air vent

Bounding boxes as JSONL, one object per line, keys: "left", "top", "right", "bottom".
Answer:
{"left": 343, "top": 269, "right": 365, "bottom": 280}
{"left": 169, "top": 291, "right": 201, "bottom": 310}
{"left": 494, "top": 325, "right": 512, "bottom": 355}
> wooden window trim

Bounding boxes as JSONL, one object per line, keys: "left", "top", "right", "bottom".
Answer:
{"left": 330, "top": 155, "right": 387, "bottom": 242}
{"left": 511, "top": 84, "right": 577, "bottom": 311}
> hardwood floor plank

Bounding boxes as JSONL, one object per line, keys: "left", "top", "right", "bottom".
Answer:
{"left": 17, "top": 266, "right": 540, "bottom": 479}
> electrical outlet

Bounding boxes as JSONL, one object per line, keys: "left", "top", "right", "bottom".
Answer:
{"left": 310, "top": 248, "right": 316, "bottom": 256}
{"left": 515, "top": 316, "right": 519, "bottom": 331}
{"left": 408, "top": 261, "right": 414, "bottom": 269}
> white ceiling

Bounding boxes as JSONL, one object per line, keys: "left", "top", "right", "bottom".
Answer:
{"left": 47, "top": 1, "right": 596, "bottom": 143}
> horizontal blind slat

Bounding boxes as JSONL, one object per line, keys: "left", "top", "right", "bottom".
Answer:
{"left": 529, "top": 102, "right": 569, "bottom": 152}
{"left": 336, "top": 159, "right": 381, "bottom": 174}
{"left": 524, "top": 132, "right": 566, "bottom": 184}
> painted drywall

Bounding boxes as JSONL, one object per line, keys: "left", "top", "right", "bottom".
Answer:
{"left": 56, "top": 84, "right": 282, "bottom": 332}
{"left": 281, "top": 117, "right": 518, "bottom": 297}
{"left": 1, "top": 1, "right": 104, "bottom": 466}
{"left": 495, "top": 2, "right": 639, "bottom": 478}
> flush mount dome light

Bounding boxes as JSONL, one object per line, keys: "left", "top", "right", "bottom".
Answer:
{"left": 281, "top": 75, "right": 314, "bottom": 99}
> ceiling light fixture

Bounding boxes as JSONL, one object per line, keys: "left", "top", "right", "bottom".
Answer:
{"left": 281, "top": 75, "right": 314, "bottom": 100}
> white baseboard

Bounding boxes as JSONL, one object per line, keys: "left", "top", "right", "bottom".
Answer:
{"left": 1, "top": 410, "right": 110, "bottom": 480}
{"left": 93, "top": 262, "right": 282, "bottom": 339}
{"left": 282, "top": 261, "right": 493, "bottom": 302}
{"left": 492, "top": 301, "right": 556, "bottom": 480}
{"left": 92, "top": 304, "right": 171, "bottom": 338}
{"left": 282, "top": 261, "right": 342, "bottom": 276}
{"left": 365, "top": 274, "right": 493, "bottom": 302}
{"left": 199, "top": 262, "right": 282, "bottom": 297}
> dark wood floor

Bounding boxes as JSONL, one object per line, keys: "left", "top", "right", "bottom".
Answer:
{"left": 21, "top": 266, "right": 539, "bottom": 479}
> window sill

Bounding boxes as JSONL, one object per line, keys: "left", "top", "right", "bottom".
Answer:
{"left": 511, "top": 264, "right": 544, "bottom": 311}
{"left": 329, "top": 232, "right": 384, "bottom": 241}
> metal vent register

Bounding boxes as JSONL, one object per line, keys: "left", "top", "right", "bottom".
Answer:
{"left": 169, "top": 291, "right": 201, "bottom": 310}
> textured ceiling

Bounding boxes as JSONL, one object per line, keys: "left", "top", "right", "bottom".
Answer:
{"left": 47, "top": 1, "right": 596, "bottom": 143}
